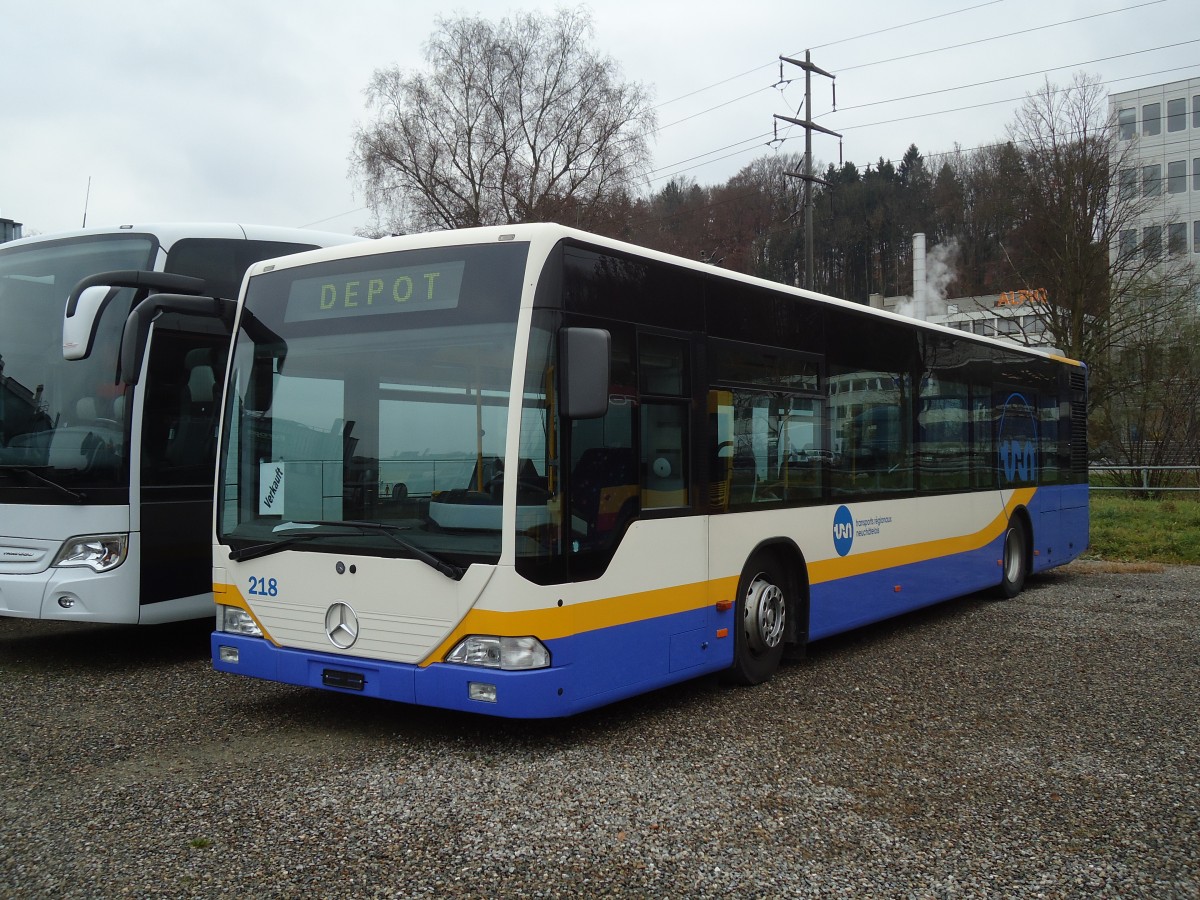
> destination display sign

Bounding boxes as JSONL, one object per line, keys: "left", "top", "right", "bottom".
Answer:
{"left": 283, "top": 260, "right": 466, "bottom": 323}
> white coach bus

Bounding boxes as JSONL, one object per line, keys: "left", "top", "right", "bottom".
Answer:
{"left": 0, "top": 223, "right": 359, "bottom": 624}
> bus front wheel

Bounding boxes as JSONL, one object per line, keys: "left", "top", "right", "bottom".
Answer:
{"left": 726, "top": 555, "right": 789, "bottom": 686}
{"left": 994, "top": 520, "right": 1029, "bottom": 599}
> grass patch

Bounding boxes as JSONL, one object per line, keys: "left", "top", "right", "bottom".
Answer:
{"left": 1085, "top": 494, "right": 1200, "bottom": 565}
{"left": 188, "top": 837, "right": 213, "bottom": 850}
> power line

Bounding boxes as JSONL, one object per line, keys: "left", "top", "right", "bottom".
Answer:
{"left": 643, "top": 53, "right": 1197, "bottom": 187}
{"left": 650, "top": 0, "right": 1009, "bottom": 112}
{"left": 646, "top": 1, "right": 1176, "bottom": 189}
{"left": 635, "top": 63, "right": 1199, "bottom": 230}
{"left": 824, "top": 38, "right": 1200, "bottom": 116}
{"left": 837, "top": 0, "right": 1166, "bottom": 73}
{"left": 808, "top": 0, "right": 1005, "bottom": 51}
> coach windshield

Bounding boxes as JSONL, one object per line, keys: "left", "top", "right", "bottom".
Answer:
{"left": 0, "top": 234, "right": 156, "bottom": 503}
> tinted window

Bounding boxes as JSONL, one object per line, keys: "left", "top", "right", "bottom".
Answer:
{"left": 1143, "top": 102, "right": 1161, "bottom": 136}
{"left": 1118, "top": 107, "right": 1136, "bottom": 140}
{"left": 1167, "top": 98, "right": 1186, "bottom": 132}
{"left": 1167, "top": 160, "right": 1186, "bottom": 194}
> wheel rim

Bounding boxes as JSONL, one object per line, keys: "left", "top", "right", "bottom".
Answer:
{"left": 743, "top": 573, "right": 786, "bottom": 654}
{"left": 1004, "top": 528, "right": 1023, "bottom": 583}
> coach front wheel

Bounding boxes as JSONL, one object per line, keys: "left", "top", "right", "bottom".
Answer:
{"left": 726, "top": 555, "right": 789, "bottom": 686}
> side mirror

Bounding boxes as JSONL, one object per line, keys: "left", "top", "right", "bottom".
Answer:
{"left": 118, "top": 294, "right": 233, "bottom": 386}
{"left": 560, "top": 327, "right": 610, "bottom": 420}
{"left": 63, "top": 270, "right": 208, "bottom": 362}
{"left": 63, "top": 285, "right": 114, "bottom": 360}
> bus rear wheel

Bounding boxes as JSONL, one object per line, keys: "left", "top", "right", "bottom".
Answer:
{"left": 993, "top": 519, "right": 1029, "bottom": 599}
{"left": 726, "top": 555, "right": 789, "bottom": 686}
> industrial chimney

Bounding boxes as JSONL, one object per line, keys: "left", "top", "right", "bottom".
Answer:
{"left": 912, "top": 233, "right": 927, "bottom": 321}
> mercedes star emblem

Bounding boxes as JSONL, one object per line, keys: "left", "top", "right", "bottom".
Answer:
{"left": 324, "top": 602, "right": 360, "bottom": 649}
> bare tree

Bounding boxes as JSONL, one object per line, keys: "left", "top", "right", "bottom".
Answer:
{"left": 351, "top": 8, "right": 656, "bottom": 234}
{"left": 1004, "top": 73, "right": 1198, "bottom": 390}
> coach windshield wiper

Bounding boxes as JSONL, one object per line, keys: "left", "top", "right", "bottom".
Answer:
{"left": 231, "top": 520, "right": 465, "bottom": 580}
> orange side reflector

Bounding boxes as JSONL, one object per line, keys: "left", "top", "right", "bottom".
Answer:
{"left": 894, "top": 585, "right": 902, "bottom": 593}
{"left": 716, "top": 628, "right": 729, "bottom": 639}
{"left": 715, "top": 600, "right": 733, "bottom": 612}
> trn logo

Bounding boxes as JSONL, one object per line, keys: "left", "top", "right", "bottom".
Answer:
{"left": 997, "top": 392, "right": 1038, "bottom": 486}
{"left": 833, "top": 505, "right": 855, "bottom": 557}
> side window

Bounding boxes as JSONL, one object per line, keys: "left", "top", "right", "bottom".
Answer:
{"left": 918, "top": 372, "right": 970, "bottom": 493}
{"left": 996, "top": 389, "right": 1039, "bottom": 489}
{"left": 710, "top": 391, "right": 824, "bottom": 508}
{"left": 971, "top": 388, "right": 995, "bottom": 491}
{"left": 1040, "top": 394, "right": 1062, "bottom": 486}
{"left": 708, "top": 341, "right": 825, "bottom": 510}
{"left": 141, "top": 325, "right": 229, "bottom": 487}
{"left": 830, "top": 368, "right": 913, "bottom": 497}
{"left": 566, "top": 326, "right": 638, "bottom": 567}
{"left": 639, "top": 334, "right": 689, "bottom": 510}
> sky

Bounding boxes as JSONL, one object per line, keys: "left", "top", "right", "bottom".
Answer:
{"left": 1, "top": 0, "right": 1196, "bottom": 238}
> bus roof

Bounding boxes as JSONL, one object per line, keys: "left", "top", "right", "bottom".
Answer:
{"left": 240, "top": 223, "right": 1084, "bottom": 368}
{"left": 0, "top": 222, "right": 362, "bottom": 253}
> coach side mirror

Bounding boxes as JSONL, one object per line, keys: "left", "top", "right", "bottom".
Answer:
{"left": 64, "top": 270, "right": 209, "bottom": 362}
{"left": 118, "top": 294, "right": 234, "bottom": 386}
{"left": 560, "top": 327, "right": 610, "bottom": 420}
{"left": 63, "top": 285, "right": 114, "bottom": 360}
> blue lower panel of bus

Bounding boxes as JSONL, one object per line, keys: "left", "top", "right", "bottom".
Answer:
{"left": 213, "top": 485, "right": 1089, "bottom": 718}
{"left": 211, "top": 607, "right": 734, "bottom": 719}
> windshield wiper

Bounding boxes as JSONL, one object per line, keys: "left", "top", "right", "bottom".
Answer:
{"left": 1, "top": 465, "right": 85, "bottom": 503}
{"left": 227, "top": 531, "right": 330, "bottom": 563}
{"left": 229, "top": 520, "right": 465, "bottom": 580}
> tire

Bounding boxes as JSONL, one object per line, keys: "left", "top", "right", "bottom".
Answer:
{"left": 993, "top": 519, "right": 1029, "bottom": 599}
{"left": 725, "top": 554, "right": 790, "bottom": 686}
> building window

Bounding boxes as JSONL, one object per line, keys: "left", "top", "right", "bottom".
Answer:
{"left": 1168, "top": 160, "right": 1186, "bottom": 194}
{"left": 1143, "top": 102, "right": 1161, "bottom": 136}
{"left": 1119, "top": 229, "right": 1138, "bottom": 261}
{"left": 1143, "top": 226, "right": 1162, "bottom": 261}
{"left": 1118, "top": 107, "right": 1136, "bottom": 140}
{"left": 1143, "top": 164, "right": 1161, "bottom": 197}
{"left": 1119, "top": 167, "right": 1137, "bottom": 200}
{"left": 1194, "top": 221, "right": 1200, "bottom": 254}
{"left": 1167, "top": 98, "right": 1186, "bottom": 132}
{"left": 1168, "top": 223, "right": 1187, "bottom": 257}
{"left": 1194, "top": 157, "right": 1200, "bottom": 191}
{"left": 1194, "top": 95, "right": 1200, "bottom": 129}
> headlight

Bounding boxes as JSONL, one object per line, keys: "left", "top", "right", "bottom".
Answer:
{"left": 217, "top": 605, "right": 262, "bottom": 637}
{"left": 51, "top": 534, "right": 128, "bottom": 572}
{"left": 446, "top": 635, "right": 550, "bottom": 670}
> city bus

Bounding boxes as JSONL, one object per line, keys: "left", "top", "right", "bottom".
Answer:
{"left": 0, "top": 223, "right": 359, "bottom": 624}
{"left": 206, "top": 224, "right": 1088, "bottom": 717}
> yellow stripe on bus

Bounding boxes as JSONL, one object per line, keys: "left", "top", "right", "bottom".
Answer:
{"left": 809, "top": 488, "right": 1034, "bottom": 584}
{"left": 216, "top": 488, "right": 1034, "bottom": 666}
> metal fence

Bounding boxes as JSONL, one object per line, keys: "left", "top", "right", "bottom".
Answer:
{"left": 1090, "top": 465, "right": 1200, "bottom": 493}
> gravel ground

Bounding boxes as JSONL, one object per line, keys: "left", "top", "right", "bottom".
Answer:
{"left": 0, "top": 561, "right": 1197, "bottom": 899}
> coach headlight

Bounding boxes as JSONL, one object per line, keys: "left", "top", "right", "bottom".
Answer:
{"left": 447, "top": 635, "right": 550, "bottom": 670}
{"left": 51, "top": 534, "right": 128, "bottom": 572}
{"left": 216, "top": 605, "right": 262, "bottom": 637}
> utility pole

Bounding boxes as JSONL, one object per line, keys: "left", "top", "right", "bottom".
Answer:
{"left": 775, "top": 52, "right": 839, "bottom": 291}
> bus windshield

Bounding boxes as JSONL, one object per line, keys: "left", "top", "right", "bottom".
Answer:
{"left": 0, "top": 234, "right": 156, "bottom": 499}
{"left": 217, "top": 242, "right": 528, "bottom": 568}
